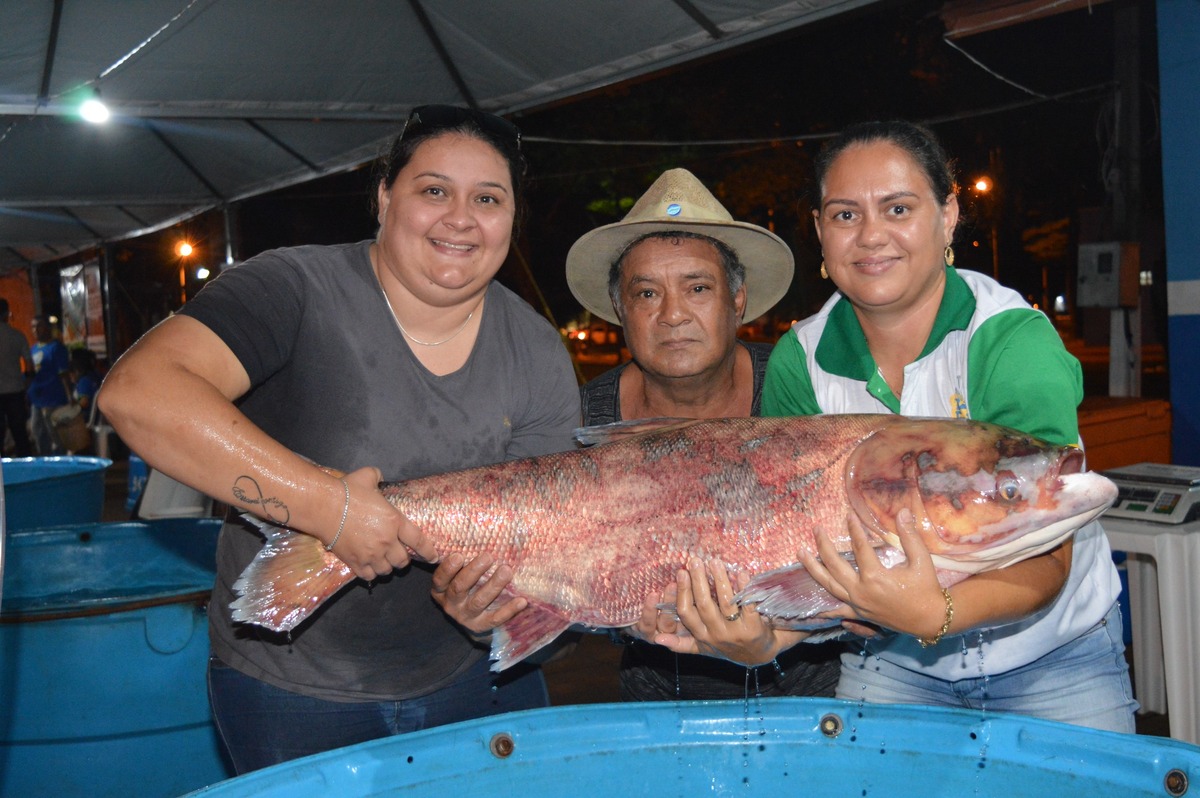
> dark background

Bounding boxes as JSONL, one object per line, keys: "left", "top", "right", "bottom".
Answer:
{"left": 96, "top": 0, "right": 1165, "bottom": 393}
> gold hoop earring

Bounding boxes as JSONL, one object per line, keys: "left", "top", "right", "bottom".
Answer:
{"left": 820, "top": 261, "right": 829, "bottom": 280}
{"left": 944, "top": 246, "right": 955, "bottom": 267}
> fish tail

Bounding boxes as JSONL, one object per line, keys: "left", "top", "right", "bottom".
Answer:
{"left": 230, "top": 516, "right": 355, "bottom": 632}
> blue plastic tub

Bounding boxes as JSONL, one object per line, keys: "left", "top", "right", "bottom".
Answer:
{"left": 0, "top": 518, "right": 233, "bottom": 797}
{"left": 1, "top": 456, "right": 113, "bottom": 531}
{"left": 183, "top": 699, "right": 1200, "bottom": 797}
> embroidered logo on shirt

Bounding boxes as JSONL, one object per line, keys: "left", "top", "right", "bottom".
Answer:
{"left": 950, "top": 392, "right": 969, "bottom": 418}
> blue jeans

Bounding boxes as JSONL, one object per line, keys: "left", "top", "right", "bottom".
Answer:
{"left": 836, "top": 601, "right": 1138, "bottom": 733}
{"left": 208, "top": 654, "right": 549, "bottom": 774}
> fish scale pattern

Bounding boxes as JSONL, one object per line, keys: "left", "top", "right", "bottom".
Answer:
{"left": 234, "top": 415, "right": 1116, "bottom": 668}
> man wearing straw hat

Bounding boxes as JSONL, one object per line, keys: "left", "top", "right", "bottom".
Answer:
{"left": 565, "top": 168, "right": 841, "bottom": 701}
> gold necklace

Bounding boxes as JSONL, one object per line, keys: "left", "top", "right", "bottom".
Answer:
{"left": 380, "top": 289, "right": 475, "bottom": 347}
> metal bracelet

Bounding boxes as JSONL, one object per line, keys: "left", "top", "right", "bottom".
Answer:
{"left": 324, "top": 477, "right": 350, "bottom": 552}
{"left": 916, "top": 588, "right": 954, "bottom": 648}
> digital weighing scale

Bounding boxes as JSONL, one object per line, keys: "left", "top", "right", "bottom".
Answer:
{"left": 1100, "top": 462, "right": 1200, "bottom": 524}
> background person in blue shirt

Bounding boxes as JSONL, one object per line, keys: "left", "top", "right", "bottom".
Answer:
{"left": 69, "top": 347, "right": 102, "bottom": 414}
{"left": 28, "top": 315, "right": 71, "bottom": 455}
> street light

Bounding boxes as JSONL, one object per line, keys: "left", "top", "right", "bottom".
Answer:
{"left": 176, "top": 239, "right": 196, "bottom": 304}
{"left": 971, "top": 176, "right": 999, "bottom": 280}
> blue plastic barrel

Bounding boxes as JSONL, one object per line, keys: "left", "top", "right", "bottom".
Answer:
{"left": 127, "top": 452, "right": 148, "bottom": 512}
{"left": 0, "top": 518, "right": 233, "bottom": 797}
{"left": 1, "top": 456, "right": 112, "bottom": 531}
{"left": 183, "top": 699, "right": 1200, "bottom": 797}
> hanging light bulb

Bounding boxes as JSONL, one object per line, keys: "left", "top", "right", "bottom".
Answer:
{"left": 80, "top": 88, "right": 110, "bottom": 124}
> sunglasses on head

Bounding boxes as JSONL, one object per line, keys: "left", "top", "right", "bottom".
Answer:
{"left": 401, "top": 104, "right": 522, "bottom": 151}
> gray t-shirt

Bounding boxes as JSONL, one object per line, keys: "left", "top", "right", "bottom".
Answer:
{"left": 0, "top": 323, "right": 30, "bottom": 394}
{"left": 180, "top": 240, "right": 580, "bottom": 701}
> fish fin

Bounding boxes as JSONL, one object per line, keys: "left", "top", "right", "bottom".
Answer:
{"left": 657, "top": 592, "right": 846, "bottom": 637}
{"left": 230, "top": 515, "right": 355, "bottom": 632}
{"left": 574, "top": 417, "right": 701, "bottom": 447}
{"left": 796, "top": 626, "right": 853, "bottom": 642}
{"left": 734, "top": 562, "right": 844, "bottom": 622}
{"left": 489, "top": 597, "right": 573, "bottom": 672}
{"left": 736, "top": 546, "right": 908, "bottom": 627}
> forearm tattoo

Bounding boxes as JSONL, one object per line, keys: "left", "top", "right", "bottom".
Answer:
{"left": 232, "top": 475, "right": 290, "bottom": 525}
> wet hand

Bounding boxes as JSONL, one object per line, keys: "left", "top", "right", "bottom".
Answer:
{"left": 801, "top": 508, "right": 947, "bottom": 638}
{"left": 655, "top": 559, "right": 808, "bottom": 666}
{"left": 430, "top": 552, "right": 527, "bottom": 635}
{"left": 628, "top": 582, "right": 679, "bottom": 642}
{"left": 325, "top": 466, "right": 438, "bottom": 581}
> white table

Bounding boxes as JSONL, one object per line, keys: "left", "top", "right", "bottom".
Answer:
{"left": 1102, "top": 514, "right": 1200, "bottom": 744}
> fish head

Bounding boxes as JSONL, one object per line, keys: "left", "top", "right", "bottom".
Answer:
{"left": 845, "top": 418, "right": 1118, "bottom": 573}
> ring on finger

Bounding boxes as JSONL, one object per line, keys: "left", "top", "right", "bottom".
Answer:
{"left": 724, "top": 609, "right": 741, "bottom": 622}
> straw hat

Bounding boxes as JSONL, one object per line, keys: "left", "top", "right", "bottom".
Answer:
{"left": 566, "top": 168, "right": 794, "bottom": 325}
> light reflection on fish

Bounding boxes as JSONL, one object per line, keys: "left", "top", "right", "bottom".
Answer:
{"left": 230, "top": 415, "right": 1117, "bottom": 670}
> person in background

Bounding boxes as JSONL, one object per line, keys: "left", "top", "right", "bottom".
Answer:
{"left": 97, "top": 105, "right": 581, "bottom": 773}
{"left": 69, "top": 348, "right": 102, "bottom": 413}
{"left": 0, "top": 298, "right": 32, "bottom": 457}
{"left": 661, "top": 120, "right": 1135, "bottom": 733}
{"left": 566, "top": 167, "right": 841, "bottom": 701}
{"left": 28, "top": 314, "right": 71, "bottom": 456}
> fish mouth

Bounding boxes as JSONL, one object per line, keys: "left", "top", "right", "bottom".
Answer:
{"left": 933, "top": 471, "right": 1118, "bottom": 573}
{"left": 1056, "top": 447, "right": 1085, "bottom": 477}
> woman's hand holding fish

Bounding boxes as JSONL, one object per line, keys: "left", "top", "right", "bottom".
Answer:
{"left": 627, "top": 585, "right": 677, "bottom": 642}
{"left": 801, "top": 508, "right": 950, "bottom": 641}
{"left": 430, "top": 552, "right": 527, "bottom": 635}
{"left": 326, "top": 467, "right": 437, "bottom": 582}
{"left": 655, "top": 559, "right": 810, "bottom": 666}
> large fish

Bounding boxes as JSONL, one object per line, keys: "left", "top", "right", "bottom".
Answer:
{"left": 230, "top": 415, "right": 1117, "bottom": 670}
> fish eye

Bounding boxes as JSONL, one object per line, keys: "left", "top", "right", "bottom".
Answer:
{"left": 996, "top": 472, "right": 1021, "bottom": 502}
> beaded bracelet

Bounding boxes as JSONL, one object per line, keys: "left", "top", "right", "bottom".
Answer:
{"left": 324, "top": 477, "right": 350, "bottom": 552}
{"left": 916, "top": 588, "right": 954, "bottom": 648}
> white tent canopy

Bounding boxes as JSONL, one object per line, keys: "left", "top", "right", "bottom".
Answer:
{"left": 0, "top": 0, "right": 875, "bottom": 273}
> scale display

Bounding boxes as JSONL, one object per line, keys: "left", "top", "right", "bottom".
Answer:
{"left": 1100, "top": 462, "right": 1200, "bottom": 524}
